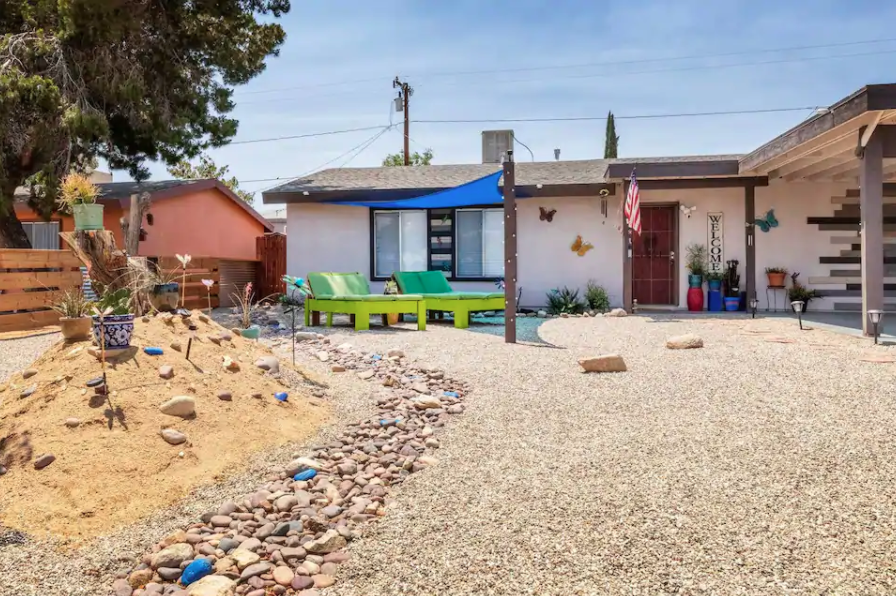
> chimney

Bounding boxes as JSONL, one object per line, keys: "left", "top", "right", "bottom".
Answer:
{"left": 554, "top": 148, "right": 561, "bottom": 161}
{"left": 481, "top": 130, "right": 514, "bottom": 164}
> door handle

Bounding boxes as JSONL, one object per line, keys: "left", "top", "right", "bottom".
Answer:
{"left": 670, "top": 251, "right": 676, "bottom": 261}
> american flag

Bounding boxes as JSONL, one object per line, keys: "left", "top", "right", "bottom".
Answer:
{"left": 624, "top": 169, "right": 641, "bottom": 235}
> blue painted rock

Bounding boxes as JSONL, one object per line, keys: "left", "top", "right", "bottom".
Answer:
{"left": 181, "top": 558, "right": 213, "bottom": 585}
{"left": 293, "top": 469, "right": 317, "bottom": 482}
{"left": 144, "top": 347, "right": 164, "bottom": 356}
{"left": 274, "top": 392, "right": 288, "bottom": 402}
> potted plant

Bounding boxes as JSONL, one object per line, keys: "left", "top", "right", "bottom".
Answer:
{"left": 51, "top": 289, "right": 94, "bottom": 340}
{"left": 723, "top": 259, "right": 741, "bottom": 311}
{"left": 685, "top": 243, "right": 707, "bottom": 312}
{"left": 233, "top": 282, "right": 261, "bottom": 338}
{"left": 92, "top": 287, "right": 134, "bottom": 349}
{"left": 787, "top": 272, "right": 819, "bottom": 312}
{"left": 384, "top": 279, "right": 400, "bottom": 324}
{"left": 765, "top": 266, "right": 788, "bottom": 288}
{"left": 58, "top": 174, "right": 103, "bottom": 231}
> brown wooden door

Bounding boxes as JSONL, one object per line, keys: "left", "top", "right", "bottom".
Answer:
{"left": 632, "top": 205, "right": 677, "bottom": 305}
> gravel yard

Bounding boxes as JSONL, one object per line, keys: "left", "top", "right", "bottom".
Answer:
{"left": 312, "top": 314, "right": 896, "bottom": 595}
{"left": 3, "top": 312, "right": 896, "bottom": 595}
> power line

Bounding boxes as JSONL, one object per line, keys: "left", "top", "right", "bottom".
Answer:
{"left": 229, "top": 125, "right": 389, "bottom": 146}
{"left": 413, "top": 106, "right": 819, "bottom": 124}
{"left": 234, "top": 37, "right": 896, "bottom": 98}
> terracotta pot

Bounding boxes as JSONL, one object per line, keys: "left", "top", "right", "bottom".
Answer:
{"left": 767, "top": 272, "right": 787, "bottom": 287}
{"left": 59, "top": 316, "right": 92, "bottom": 341}
{"left": 387, "top": 313, "right": 400, "bottom": 325}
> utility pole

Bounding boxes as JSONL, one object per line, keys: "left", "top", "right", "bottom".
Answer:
{"left": 393, "top": 77, "right": 412, "bottom": 165}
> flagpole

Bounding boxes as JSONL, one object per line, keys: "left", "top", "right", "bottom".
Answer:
{"left": 622, "top": 176, "right": 633, "bottom": 312}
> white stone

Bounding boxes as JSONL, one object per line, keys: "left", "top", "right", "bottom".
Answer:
{"left": 316, "top": 351, "right": 329, "bottom": 362}
{"left": 605, "top": 308, "right": 628, "bottom": 317}
{"left": 666, "top": 334, "right": 704, "bottom": 350}
{"left": 412, "top": 396, "right": 441, "bottom": 410}
{"left": 187, "top": 575, "right": 236, "bottom": 596}
{"left": 159, "top": 395, "right": 195, "bottom": 417}
{"left": 230, "top": 548, "right": 261, "bottom": 570}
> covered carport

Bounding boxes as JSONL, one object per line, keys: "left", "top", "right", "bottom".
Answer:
{"left": 738, "top": 84, "right": 896, "bottom": 335}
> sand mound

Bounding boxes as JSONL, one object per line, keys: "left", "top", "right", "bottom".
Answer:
{"left": 0, "top": 311, "right": 328, "bottom": 544}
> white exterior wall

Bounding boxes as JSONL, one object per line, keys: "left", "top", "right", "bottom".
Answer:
{"left": 285, "top": 179, "right": 848, "bottom": 310}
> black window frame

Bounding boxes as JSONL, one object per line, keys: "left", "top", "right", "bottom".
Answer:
{"left": 368, "top": 206, "right": 503, "bottom": 283}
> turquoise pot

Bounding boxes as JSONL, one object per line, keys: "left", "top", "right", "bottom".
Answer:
{"left": 240, "top": 325, "right": 261, "bottom": 339}
{"left": 687, "top": 274, "right": 703, "bottom": 288}
{"left": 708, "top": 279, "right": 722, "bottom": 291}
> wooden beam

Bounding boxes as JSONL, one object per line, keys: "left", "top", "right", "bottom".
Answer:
{"left": 782, "top": 151, "right": 854, "bottom": 181}
{"left": 503, "top": 153, "right": 517, "bottom": 344}
{"left": 770, "top": 136, "right": 857, "bottom": 178}
{"left": 745, "top": 184, "right": 756, "bottom": 305}
{"left": 636, "top": 177, "right": 768, "bottom": 191}
{"left": 861, "top": 128, "right": 884, "bottom": 334}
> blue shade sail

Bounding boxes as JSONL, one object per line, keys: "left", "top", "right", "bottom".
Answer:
{"left": 334, "top": 170, "right": 503, "bottom": 208}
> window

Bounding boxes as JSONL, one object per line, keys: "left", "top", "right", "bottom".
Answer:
{"left": 456, "top": 209, "right": 503, "bottom": 278}
{"left": 373, "top": 211, "right": 427, "bottom": 278}
{"left": 22, "top": 222, "right": 60, "bottom": 250}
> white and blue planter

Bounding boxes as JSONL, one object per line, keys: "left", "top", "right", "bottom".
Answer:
{"left": 93, "top": 314, "right": 135, "bottom": 349}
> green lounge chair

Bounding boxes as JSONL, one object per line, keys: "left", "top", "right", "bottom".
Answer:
{"left": 304, "top": 272, "right": 426, "bottom": 331}
{"left": 392, "top": 271, "right": 505, "bottom": 329}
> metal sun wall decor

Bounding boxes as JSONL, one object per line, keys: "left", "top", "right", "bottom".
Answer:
{"left": 570, "top": 234, "right": 594, "bottom": 257}
{"left": 754, "top": 208, "right": 779, "bottom": 233}
{"left": 539, "top": 207, "right": 557, "bottom": 222}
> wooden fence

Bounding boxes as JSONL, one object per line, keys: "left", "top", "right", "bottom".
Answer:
{"left": 150, "top": 256, "right": 221, "bottom": 310}
{"left": 256, "top": 233, "right": 286, "bottom": 298}
{"left": 0, "top": 249, "right": 84, "bottom": 333}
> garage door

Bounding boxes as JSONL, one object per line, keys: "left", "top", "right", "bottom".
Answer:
{"left": 219, "top": 260, "right": 258, "bottom": 308}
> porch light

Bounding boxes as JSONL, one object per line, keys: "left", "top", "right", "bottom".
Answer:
{"left": 868, "top": 309, "right": 884, "bottom": 344}
{"left": 791, "top": 300, "right": 805, "bottom": 330}
{"left": 749, "top": 298, "right": 759, "bottom": 318}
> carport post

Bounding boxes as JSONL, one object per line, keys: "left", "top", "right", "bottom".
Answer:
{"left": 503, "top": 152, "right": 517, "bottom": 344}
{"left": 860, "top": 127, "right": 884, "bottom": 335}
{"left": 744, "top": 183, "right": 756, "bottom": 307}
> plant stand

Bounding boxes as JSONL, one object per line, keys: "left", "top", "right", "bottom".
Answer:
{"left": 766, "top": 286, "right": 787, "bottom": 312}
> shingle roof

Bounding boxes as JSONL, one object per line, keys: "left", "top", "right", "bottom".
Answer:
{"left": 262, "top": 154, "right": 743, "bottom": 199}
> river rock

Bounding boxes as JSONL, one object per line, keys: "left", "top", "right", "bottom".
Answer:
{"left": 295, "top": 332, "right": 317, "bottom": 341}
{"left": 357, "top": 369, "right": 375, "bottom": 380}
{"left": 187, "top": 575, "right": 236, "bottom": 596}
{"left": 274, "top": 494, "right": 298, "bottom": 511}
{"left": 316, "top": 351, "right": 329, "bottom": 362}
{"left": 222, "top": 356, "right": 240, "bottom": 372}
{"left": 273, "top": 566, "right": 294, "bottom": 587}
{"left": 22, "top": 368, "right": 38, "bottom": 379}
{"left": 666, "top": 334, "right": 704, "bottom": 349}
{"left": 578, "top": 354, "right": 627, "bottom": 373}
{"left": 217, "top": 390, "right": 232, "bottom": 401}
{"left": 330, "top": 364, "right": 346, "bottom": 372}
{"left": 230, "top": 548, "right": 261, "bottom": 570}
{"left": 313, "top": 575, "right": 335, "bottom": 588}
{"left": 161, "top": 429, "right": 187, "bottom": 445}
{"left": 112, "top": 578, "right": 133, "bottom": 596}
{"left": 412, "top": 396, "right": 441, "bottom": 410}
{"left": 336, "top": 461, "right": 357, "bottom": 475}
{"left": 159, "top": 365, "right": 175, "bottom": 379}
{"left": 386, "top": 348, "right": 405, "bottom": 358}
{"left": 158, "top": 567, "right": 183, "bottom": 581}
{"left": 292, "top": 576, "right": 314, "bottom": 590}
{"left": 128, "top": 568, "right": 153, "bottom": 588}
{"left": 303, "top": 530, "right": 347, "bottom": 554}
{"left": 170, "top": 341, "right": 182, "bottom": 352}
{"left": 33, "top": 453, "right": 55, "bottom": 469}
{"left": 20, "top": 385, "right": 36, "bottom": 398}
{"left": 152, "top": 543, "right": 194, "bottom": 569}
{"left": 210, "top": 514, "right": 233, "bottom": 527}
{"left": 321, "top": 505, "right": 342, "bottom": 518}
{"left": 159, "top": 396, "right": 195, "bottom": 417}
{"left": 239, "top": 562, "right": 271, "bottom": 582}
{"left": 65, "top": 418, "right": 81, "bottom": 428}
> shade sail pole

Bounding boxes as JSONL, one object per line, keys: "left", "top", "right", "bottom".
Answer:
{"left": 503, "top": 151, "right": 517, "bottom": 343}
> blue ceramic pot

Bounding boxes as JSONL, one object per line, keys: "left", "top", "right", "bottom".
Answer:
{"left": 240, "top": 325, "right": 261, "bottom": 339}
{"left": 92, "top": 314, "right": 135, "bottom": 349}
{"left": 708, "top": 279, "right": 722, "bottom": 291}
{"left": 724, "top": 297, "right": 740, "bottom": 311}
{"left": 687, "top": 274, "right": 703, "bottom": 288}
{"left": 150, "top": 282, "right": 180, "bottom": 312}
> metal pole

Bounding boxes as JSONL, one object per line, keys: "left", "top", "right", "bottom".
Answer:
{"left": 503, "top": 152, "right": 517, "bottom": 343}
{"left": 403, "top": 85, "right": 410, "bottom": 166}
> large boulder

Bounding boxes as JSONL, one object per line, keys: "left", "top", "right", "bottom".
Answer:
{"left": 578, "top": 354, "right": 627, "bottom": 373}
{"left": 665, "top": 334, "right": 704, "bottom": 350}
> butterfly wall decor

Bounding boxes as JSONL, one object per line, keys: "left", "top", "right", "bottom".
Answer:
{"left": 539, "top": 206, "right": 557, "bottom": 222}
{"left": 570, "top": 234, "right": 594, "bottom": 257}
{"left": 754, "top": 209, "right": 779, "bottom": 233}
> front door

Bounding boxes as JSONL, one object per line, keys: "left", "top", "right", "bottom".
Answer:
{"left": 632, "top": 205, "right": 677, "bottom": 306}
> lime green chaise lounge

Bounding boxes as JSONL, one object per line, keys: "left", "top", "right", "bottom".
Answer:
{"left": 305, "top": 272, "right": 426, "bottom": 331}
{"left": 392, "top": 271, "right": 505, "bottom": 329}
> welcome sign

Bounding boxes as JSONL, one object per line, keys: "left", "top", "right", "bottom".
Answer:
{"left": 707, "top": 212, "right": 724, "bottom": 274}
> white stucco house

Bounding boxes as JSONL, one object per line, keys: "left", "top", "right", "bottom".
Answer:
{"left": 263, "top": 84, "right": 896, "bottom": 334}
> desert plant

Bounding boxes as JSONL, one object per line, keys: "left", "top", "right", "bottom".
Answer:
{"left": 384, "top": 280, "right": 398, "bottom": 295}
{"left": 787, "top": 272, "right": 819, "bottom": 306}
{"left": 685, "top": 243, "right": 708, "bottom": 276}
{"left": 765, "top": 266, "right": 788, "bottom": 274}
{"left": 724, "top": 260, "right": 741, "bottom": 297}
{"left": 546, "top": 286, "right": 586, "bottom": 315}
{"left": 50, "top": 289, "right": 93, "bottom": 318}
{"left": 706, "top": 271, "right": 725, "bottom": 283}
{"left": 232, "top": 282, "right": 257, "bottom": 329}
{"left": 56, "top": 173, "right": 98, "bottom": 212}
{"left": 96, "top": 287, "right": 132, "bottom": 316}
{"left": 584, "top": 280, "right": 610, "bottom": 312}
{"left": 124, "top": 258, "right": 178, "bottom": 314}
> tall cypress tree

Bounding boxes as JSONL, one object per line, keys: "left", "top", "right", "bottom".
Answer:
{"left": 604, "top": 111, "right": 619, "bottom": 158}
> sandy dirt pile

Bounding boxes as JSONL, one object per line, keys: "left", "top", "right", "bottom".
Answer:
{"left": 0, "top": 311, "right": 328, "bottom": 545}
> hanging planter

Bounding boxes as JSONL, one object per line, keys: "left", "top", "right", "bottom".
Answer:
{"left": 58, "top": 174, "right": 104, "bottom": 231}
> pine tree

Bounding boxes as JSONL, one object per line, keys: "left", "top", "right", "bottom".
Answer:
{"left": 604, "top": 112, "right": 619, "bottom": 159}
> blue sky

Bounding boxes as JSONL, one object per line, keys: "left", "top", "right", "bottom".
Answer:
{"left": 118, "top": 0, "right": 896, "bottom": 214}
